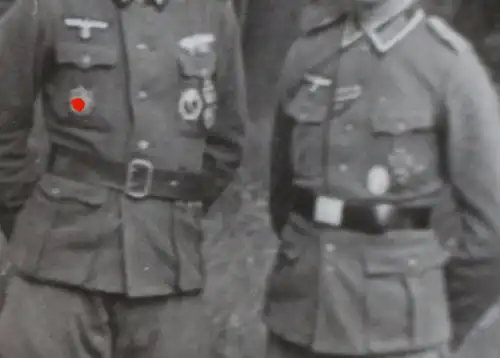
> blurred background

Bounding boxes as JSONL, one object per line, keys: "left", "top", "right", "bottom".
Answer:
{"left": 22, "top": 1, "right": 500, "bottom": 357}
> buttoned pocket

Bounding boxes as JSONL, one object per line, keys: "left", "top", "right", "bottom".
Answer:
{"left": 47, "top": 42, "right": 119, "bottom": 131}
{"left": 10, "top": 174, "right": 116, "bottom": 278}
{"left": 363, "top": 231, "right": 451, "bottom": 352}
{"left": 176, "top": 37, "right": 218, "bottom": 138}
{"left": 284, "top": 81, "right": 329, "bottom": 179}
{"left": 370, "top": 110, "right": 440, "bottom": 194}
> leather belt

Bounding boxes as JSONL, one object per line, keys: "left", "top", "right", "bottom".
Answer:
{"left": 291, "top": 186, "right": 431, "bottom": 233}
{"left": 46, "top": 146, "right": 207, "bottom": 201}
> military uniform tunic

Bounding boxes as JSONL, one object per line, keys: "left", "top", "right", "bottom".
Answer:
{"left": 0, "top": 0, "right": 246, "bottom": 296}
{"left": 264, "top": 0, "right": 500, "bottom": 356}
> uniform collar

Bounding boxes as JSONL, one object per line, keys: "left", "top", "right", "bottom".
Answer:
{"left": 112, "top": 0, "right": 169, "bottom": 11}
{"left": 342, "top": 0, "right": 425, "bottom": 53}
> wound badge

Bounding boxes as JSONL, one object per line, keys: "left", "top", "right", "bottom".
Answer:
{"left": 203, "top": 107, "right": 216, "bottom": 129}
{"left": 178, "top": 88, "right": 203, "bottom": 121}
{"left": 69, "top": 86, "right": 94, "bottom": 115}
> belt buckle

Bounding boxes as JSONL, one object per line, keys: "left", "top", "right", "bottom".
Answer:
{"left": 125, "top": 158, "right": 154, "bottom": 199}
{"left": 314, "top": 195, "right": 344, "bottom": 226}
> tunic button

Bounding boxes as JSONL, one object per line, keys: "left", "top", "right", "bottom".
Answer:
{"left": 325, "top": 244, "right": 336, "bottom": 253}
{"left": 137, "top": 91, "right": 148, "bottom": 100}
{"left": 170, "top": 180, "right": 179, "bottom": 187}
{"left": 345, "top": 124, "right": 353, "bottom": 132}
{"left": 339, "top": 164, "right": 348, "bottom": 172}
{"left": 379, "top": 96, "right": 387, "bottom": 103}
{"left": 137, "top": 140, "right": 149, "bottom": 150}
{"left": 397, "top": 122, "right": 406, "bottom": 132}
{"left": 81, "top": 54, "right": 91, "bottom": 68}
{"left": 51, "top": 188, "right": 60, "bottom": 196}
{"left": 136, "top": 43, "right": 148, "bottom": 51}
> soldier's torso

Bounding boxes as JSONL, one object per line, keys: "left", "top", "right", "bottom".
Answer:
{"left": 44, "top": 0, "right": 220, "bottom": 170}
{"left": 264, "top": 7, "right": 462, "bottom": 355}
{"left": 10, "top": 0, "right": 228, "bottom": 295}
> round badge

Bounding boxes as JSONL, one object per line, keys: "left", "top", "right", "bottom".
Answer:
{"left": 367, "top": 165, "right": 391, "bottom": 195}
{"left": 69, "top": 86, "right": 94, "bottom": 115}
{"left": 203, "top": 107, "right": 216, "bottom": 129}
{"left": 178, "top": 88, "right": 203, "bottom": 121}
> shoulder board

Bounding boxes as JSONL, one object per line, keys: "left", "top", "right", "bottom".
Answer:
{"left": 426, "top": 16, "right": 469, "bottom": 53}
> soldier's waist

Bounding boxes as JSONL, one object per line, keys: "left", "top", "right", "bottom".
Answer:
{"left": 46, "top": 145, "right": 207, "bottom": 201}
{"left": 291, "top": 185, "right": 434, "bottom": 233}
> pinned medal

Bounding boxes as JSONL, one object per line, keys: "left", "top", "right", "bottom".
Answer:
{"left": 367, "top": 165, "right": 391, "bottom": 195}
{"left": 178, "top": 88, "right": 203, "bottom": 121}
{"left": 367, "top": 165, "right": 393, "bottom": 226}
{"left": 203, "top": 107, "right": 216, "bottom": 129}
{"left": 69, "top": 86, "right": 94, "bottom": 115}
{"left": 202, "top": 78, "right": 217, "bottom": 105}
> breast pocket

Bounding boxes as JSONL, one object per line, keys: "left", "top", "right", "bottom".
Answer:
{"left": 362, "top": 231, "right": 451, "bottom": 352}
{"left": 284, "top": 82, "right": 330, "bottom": 179}
{"left": 371, "top": 110, "right": 440, "bottom": 194}
{"left": 176, "top": 38, "right": 218, "bottom": 138}
{"left": 46, "top": 42, "right": 119, "bottom": 130}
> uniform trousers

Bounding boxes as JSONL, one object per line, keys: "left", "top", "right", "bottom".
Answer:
{"left": 266, "top": 333, "right": 449, "bottom": 358}
{"left": 0, "top": 274, "right": 212, "bottom": 358}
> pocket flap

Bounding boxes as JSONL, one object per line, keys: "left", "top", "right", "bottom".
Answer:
{"left": 364, "top": 231, "right": 449, "bottom": 276}
{"left": 55, "top": 42, "right": 118, "bottom": 68}
{"left": 37, "top": 174, "right": 108, "bottom": 206}
{"left": 372, "top": 111, "right": 434, "bottom": 135}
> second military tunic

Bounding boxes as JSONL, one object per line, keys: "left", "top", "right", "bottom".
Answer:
{"left": 265, "top": 0, "right": 500, "bottom": 355}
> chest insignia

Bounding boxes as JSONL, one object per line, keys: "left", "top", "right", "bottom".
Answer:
{"left": 178, "top": 88, "right": 204, "bottom": 121}
{"left": 64, "top": 18, "right": 109, "bottom": 40}
{"left": 304, "top": 74, "right": 332, "bottom": 93}
{"left": 69, "top": 86, "right": 94, "bottom": 115}
{"left": 333, "top": 85, "right": 362, "bottom": 112}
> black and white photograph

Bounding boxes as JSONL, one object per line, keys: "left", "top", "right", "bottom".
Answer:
{"left": 0, "top": 0, "right": 500, "bottom": 357}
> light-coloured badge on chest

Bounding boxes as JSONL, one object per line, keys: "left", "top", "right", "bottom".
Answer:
{"left": 64, "top": 18, "right": 109, "bottom": 40}
{"left": 178, "top": 33, "right": 218, "bottom": 128}
{"left": 333, "top": 85, "right": 362, "bottom": 112}
{"left": 179, "top": 33, "right": 216, "bottom": 55}
{"left": 367, "top": 165, "right": 391, "bottom": 196}
{"left": 69, "top": 86, "right": 94, "bottom": 115}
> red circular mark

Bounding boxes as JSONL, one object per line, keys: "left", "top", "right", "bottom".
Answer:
{"left": 70, "top": 97, "right": 86, "bottom": 113}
